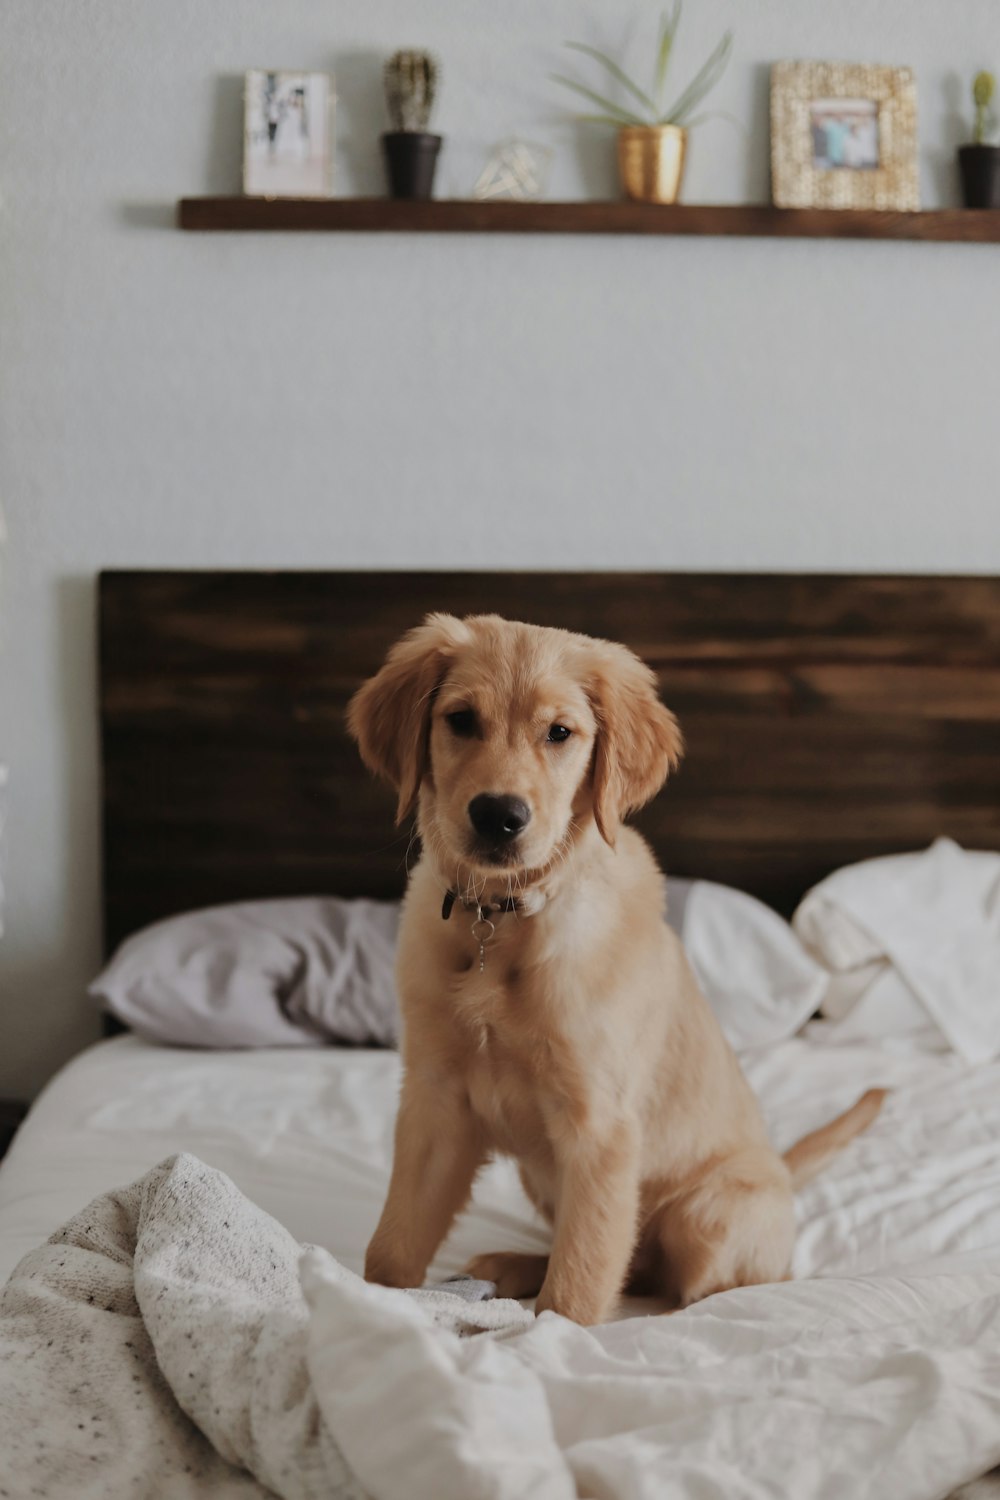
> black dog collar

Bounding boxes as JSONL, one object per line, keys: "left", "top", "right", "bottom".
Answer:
{"left": 441, "top": 888, "right": 522, "bottom": 921}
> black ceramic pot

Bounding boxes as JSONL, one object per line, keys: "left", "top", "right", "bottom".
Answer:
{"left": 381, "top": 132, "right": 442, "bottom": 199}
{"left": 958, "top": 143, "right": 1000, "bottom": 208}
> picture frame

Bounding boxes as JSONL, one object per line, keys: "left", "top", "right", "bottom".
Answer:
{"left": 770, "top": 61, "right": 919, "bottom": 211}
{"left": 243, "top": 70, "right": 334, "bottom": 199}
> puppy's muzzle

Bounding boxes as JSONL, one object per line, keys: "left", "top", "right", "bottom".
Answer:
{"left": 467, "top": 794, "right": 531, "bottom": 851}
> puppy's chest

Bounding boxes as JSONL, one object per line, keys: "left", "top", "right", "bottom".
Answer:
{"left": 450, "top": 952, "right": 568, "bottom": 1155}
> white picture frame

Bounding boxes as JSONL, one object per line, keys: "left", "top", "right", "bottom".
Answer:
{"left": 243, "top": 70, "right": 334, "bottom": 199}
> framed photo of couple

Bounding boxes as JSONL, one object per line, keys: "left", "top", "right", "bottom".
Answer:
{"left": 243, "top": 70, "right": 334, "bottom": 198}
{"left": 770, "top": 61, "right": 919, "bottom": 211}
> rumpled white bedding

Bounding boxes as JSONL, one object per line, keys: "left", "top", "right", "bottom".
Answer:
{"left": 4, "top": 1035, "right": 1000, "bottom": 1497}
{"left": 795, "top": 839, "right": 1000, "bottom": 1061}
{"left": 0, "top": 1150, "right": 533, "bottom": 1499}
{"left": 3, "top": 1150, "right": 1000, "bottom": 1500}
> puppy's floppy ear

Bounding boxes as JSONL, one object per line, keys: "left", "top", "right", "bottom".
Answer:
{"left": 347, "top": 613, "right": 470, "bottom": 824}
{"left": 585, "top": 641, "right": 683, "bottom": 846}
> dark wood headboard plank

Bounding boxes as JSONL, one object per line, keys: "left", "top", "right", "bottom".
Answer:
{"left": 100, "top": 571, "right": 1000, "bottom": 949}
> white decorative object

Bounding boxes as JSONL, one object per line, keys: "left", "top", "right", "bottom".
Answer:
{"left": 472, "top": 138, "right": 553, "bottom": 201}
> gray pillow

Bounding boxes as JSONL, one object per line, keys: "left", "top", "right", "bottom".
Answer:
{"left": 90, "top": 877, "right": 784, "bottom": 1053}
{"left": 89, "top": 897, "right": 401, "bottom": 1049}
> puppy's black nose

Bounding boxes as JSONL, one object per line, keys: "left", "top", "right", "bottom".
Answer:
{"left": 468, "top": 794, "right": 532, "bottom": 842}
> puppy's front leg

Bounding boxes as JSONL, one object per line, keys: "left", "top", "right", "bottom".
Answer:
{"left": 535, "top": 1120, "right": 640, "bottom": 1325}
{"left": 365, "top": 1075, "right": 484, "bottom": 1290}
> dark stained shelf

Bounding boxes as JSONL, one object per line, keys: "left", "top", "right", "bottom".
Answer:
{"left": 177, "top": 197, "right": 1000, "bottom": 241}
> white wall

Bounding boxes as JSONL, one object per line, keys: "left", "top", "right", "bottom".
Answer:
{"left": 2, "top": 0, "right": 998, "bottom": 1098}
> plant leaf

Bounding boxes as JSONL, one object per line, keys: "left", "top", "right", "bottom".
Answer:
{"left": 661, "top": 30, "right": 732, "bottom": 125}
{"left": 550, "top": 73, "right": 645, "bottom": 125}
{"left": 655, "top": 0, "right": 682, "bottom": 99}
{"left": 564, "top": 41, "right": 657, "bottom": 119}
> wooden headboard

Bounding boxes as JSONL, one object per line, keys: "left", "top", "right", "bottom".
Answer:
{"left": 99, "top": 571, "right": 1000, "bottom": 952}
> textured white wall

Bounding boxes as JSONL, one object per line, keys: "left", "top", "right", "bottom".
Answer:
{"left": 2, "top": 1, "right": 998, "bottom": 1097}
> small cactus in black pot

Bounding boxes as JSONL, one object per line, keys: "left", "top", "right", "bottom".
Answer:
{"left": 972, "top": 70, "right": 996, "bottom": 144}
{"left": 385, "top": 51, "right": 438, "bottom": 133}
{"left": 382, "top": 50, "right": 442, "bottom": 199}
{"left": 959, "top": 70, "right": 1000, "bottom": 208}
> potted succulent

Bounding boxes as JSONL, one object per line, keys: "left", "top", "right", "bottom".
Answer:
{"left": 382, "top": 50, "right": 441, "bottom": 200}
{"left": 553, "top": 2, "right": 733, "bottom": 204}
{"left": 958, "top": 71, "right": 1000, "bottom": 208}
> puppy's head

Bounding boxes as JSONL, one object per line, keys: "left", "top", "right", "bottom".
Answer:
{"left": 348, "top": 613, "right": 682, "bottom": 879}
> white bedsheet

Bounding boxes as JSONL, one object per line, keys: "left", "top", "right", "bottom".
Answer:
{"left": 4, "top": 1032, "right": 1000, "bottom": 1496}
{"left": 4, "top": 1028, "right": 1000, "bottom": 1298}
{"left": 8, "top": 1151, "right": 1000, "bottom": 1500}
{"left": 0, "top": 1037, "right": 549, "bottom": 1290}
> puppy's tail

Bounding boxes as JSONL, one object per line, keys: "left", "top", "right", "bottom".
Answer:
{"left": 783, "top": 1088, "right": 887, "bottom": 1191}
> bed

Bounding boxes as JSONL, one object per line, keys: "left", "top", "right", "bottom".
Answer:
{"left": 3, "top": 570, "right": 1000, "bottom": 1499}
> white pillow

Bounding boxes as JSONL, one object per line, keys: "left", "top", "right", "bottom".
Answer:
{"left": 92, "top": 882, "right": 820, "bottom": 1053}
{"left": 669, "top": 879, "right": 827, "bottom": 1050}
{"left": 792, "top": 840, "right": 1000, "bottom": 1059}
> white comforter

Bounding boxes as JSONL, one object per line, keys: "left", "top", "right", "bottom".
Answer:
{"left": 3, "top": 1150, "right": 1000, "bottom": 1500}
{"left": 3, "top": 1034, "right": 1000, "bottom": 1497}
{"left": 794, "top": 839, "right": 1000, "bottom": 1062}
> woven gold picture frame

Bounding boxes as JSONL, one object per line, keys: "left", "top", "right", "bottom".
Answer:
{"left": 770, "top": 61, "right": 919, "bottom": 210}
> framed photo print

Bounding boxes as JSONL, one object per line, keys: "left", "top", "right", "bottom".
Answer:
{"left": 244, "top": 70, "right": 333, "bottom": 198}
{"left": 770, "top": 61, "right": 918, "bottom": 210}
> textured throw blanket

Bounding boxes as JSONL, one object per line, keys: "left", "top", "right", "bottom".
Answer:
{"left": 3, "top": 1154, "right": 1000, "bottom": 1500}
{"left": 0, "top": 1154, "right": 531, "bottom": 1499}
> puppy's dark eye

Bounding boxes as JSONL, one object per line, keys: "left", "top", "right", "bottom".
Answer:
{"left": 547, "top": 724, "right": 572, "bottom": 743}
{"left": 446, "top": 709, "right": 477, "bottom": 738}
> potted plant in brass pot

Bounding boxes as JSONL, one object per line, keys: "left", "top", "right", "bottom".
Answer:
{"left": 958, "top": 71, "right": 1000, "bottom": 208}
{"left": 553, "top": 3, "right": 734, "bottom": 204}
{"left": 382, "top": 50, "right": 441, "bottom": 199}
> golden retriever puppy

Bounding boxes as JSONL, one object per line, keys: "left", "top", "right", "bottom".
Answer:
{"left": 349, "top": 613, "right": 883, "bottom": 1325}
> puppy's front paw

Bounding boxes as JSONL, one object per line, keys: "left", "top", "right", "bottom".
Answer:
{"left": 463, "top": 1251, "right": 549, "bottom": 1299}
{"left": 364, "top": 1246, "right": 423, "bottom": 1289}
{"left": 534, "top": 1277, "right": 607, "bottom": 1325}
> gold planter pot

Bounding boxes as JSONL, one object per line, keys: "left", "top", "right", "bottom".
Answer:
{"left": 617, "top": 125, "right": 688, "bottom": 204}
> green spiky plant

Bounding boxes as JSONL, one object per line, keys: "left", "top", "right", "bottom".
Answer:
{"left": 552, "top": 2, "right": 733, "bottom": 129}
{"left": 972, "top": 70, "right": 997, "bottom": 144}
{"left": 384, "top": 50, "right": 438, "bottom": 133}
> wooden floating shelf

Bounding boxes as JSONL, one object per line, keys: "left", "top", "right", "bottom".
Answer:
{"left": 177, "top": 197, "right": 1000, "bottom": 242}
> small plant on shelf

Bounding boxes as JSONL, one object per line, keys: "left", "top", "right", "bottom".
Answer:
{"left": 959, "top": 69, "right": 1000, "bottom": 208}
{"left": 384, "top": 50, "right": 438, "bottom": 134}
{"left": 971, "top": 70, "right": 997, "bottom": 144}
{"left": 552, "top": 2, "right": 734, "bottom": 204}
{"left": 382, "top": 50, "right": 442, "bottom": 200}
